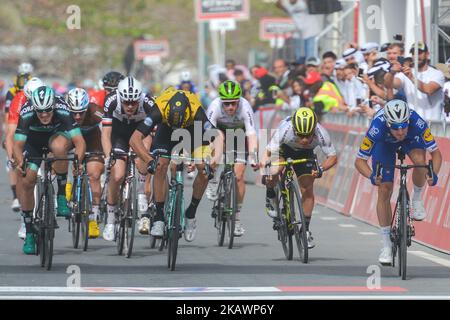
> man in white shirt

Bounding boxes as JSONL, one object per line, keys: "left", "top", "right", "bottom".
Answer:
{"left": 385, "top": 42, "right": 445, "bottom": 121}
{"left": 276, "top": 0, "right": 323, "bottom": 61}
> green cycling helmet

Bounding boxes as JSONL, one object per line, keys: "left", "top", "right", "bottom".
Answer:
{"left": 218, "top": 80, "right": 242, "bottom": 101}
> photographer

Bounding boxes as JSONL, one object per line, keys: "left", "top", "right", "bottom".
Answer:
{"left": 384, "top": 42, "right": 445, "bottom": 121}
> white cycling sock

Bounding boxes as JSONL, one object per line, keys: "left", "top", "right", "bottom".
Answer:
{"left": 413, "top": 185, "right": 423, "bottom": 202}
{"left": 380, "top": 226, "right": 391, "bottom": 248}
{"left": 90, "top": 205, "right": 100, "bottom": 221}
{"left": 137, "top": 171, "right": 147, "bottom": 194}
{"left": 107, "top": 204, "right": 117, "bottom": 224}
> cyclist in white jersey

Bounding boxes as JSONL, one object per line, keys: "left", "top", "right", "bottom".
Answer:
{"left": 205, "top": 80, "right": 258, "bottom": 237}
{"left": 260, "top": 107, "right": 337, "bottom": 248}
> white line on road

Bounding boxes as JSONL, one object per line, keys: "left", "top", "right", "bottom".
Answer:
{"left": 320, "top": 217, "right": 338, "bottom": 221}
{"left": 338, "top": 224, "right": 357, "bottom": 228}
{"left": 358, "top": 232, "right": 377, "bottom": 236}
{"left": 409, "top": 251, "right": 450, "bottom": 268}
{"left": 2, "top": 295, "right": 450, "bottom": 300}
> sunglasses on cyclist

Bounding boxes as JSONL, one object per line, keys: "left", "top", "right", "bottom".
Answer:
{"left": 388, "top": 121, "right": 409, "bottom": 130}
{"left": 223, "top": 101, "right": 239, "bottom": 106}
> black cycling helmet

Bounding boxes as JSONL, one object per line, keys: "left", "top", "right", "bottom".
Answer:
{"left": 164, "top": 91, "right": 192, "bottom": 129}
{"left": 102, "top": 71, "right": 125, "bottom": 91}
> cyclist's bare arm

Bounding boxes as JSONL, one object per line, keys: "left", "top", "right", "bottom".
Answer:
{"left": 5, "top": 123, "right": 17, "bottom": 160}
{"left": 429, "top": 149, "right": 442, "bottom": 181}
{"left": 101, "top": 126, "right": 112, "bottom": 158}
{"left": 72, "top": 134, "right": 86, "bottom": 164}
{"left": 321, "top": 155, "right": 337, "bottom": 171}
{"left": 130, "top": 130, "right": 152, "bottom": 164}
{"left": 354, "top": 157, "right": 372, "bottom": 179}
{"left": 13, "top": 139, "right": 26, "bottom": 171}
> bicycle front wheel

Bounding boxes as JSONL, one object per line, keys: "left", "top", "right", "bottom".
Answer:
{"left": 168, "top": 185, "right": 182, "bottom": 271}
{"left": 81, "top": 175, "right": 91, "bottom": 252}
{"left": 125, "top": 177, "right": 137, "bottom": 258}
{"left": 215, "top": 176, "right": 226, "bottom": 247}
{"left": 226, "top": 173, "right": 237, "bottom": 249}
{"left": 399, "top": 189, "right": 408, "bottom": 280}
{"left": 289, "top": 179, "right": 308, "bottom": 263}
{"left": 276, "top": 183, "right": 293, "bottom": 260}
{"left": 44, "top": 185, "right": 55, "bottom": 270}
{"left": 70, "top": 179, "right": 80, "bottom": 249}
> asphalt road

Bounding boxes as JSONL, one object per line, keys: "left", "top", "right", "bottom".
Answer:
{"left": 0, "top": 155, "right": 450, "bottom": 300}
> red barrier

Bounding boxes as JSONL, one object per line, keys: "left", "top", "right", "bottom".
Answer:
{"left": 319, "top": 121, "right": 450, "bottom": 254}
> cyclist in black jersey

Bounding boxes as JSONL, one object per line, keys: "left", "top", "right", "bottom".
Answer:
{"left": 13, "top": 86, "right": 86, "bottom": 254}
{"left": 101, "top": 76, "right": 155, "bottom": 241}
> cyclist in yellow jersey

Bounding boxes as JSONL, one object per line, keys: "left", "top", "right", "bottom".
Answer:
{"left": 130, "top": 87, "right": 223, "bottom": 242}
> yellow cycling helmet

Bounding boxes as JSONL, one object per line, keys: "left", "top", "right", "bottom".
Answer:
{"left": 291, "top": 107, "right": 318, "bottom": 136}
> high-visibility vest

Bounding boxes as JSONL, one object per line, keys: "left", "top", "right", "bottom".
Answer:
{"left": 312, "top": 81, "right": 345, "bottom": 113}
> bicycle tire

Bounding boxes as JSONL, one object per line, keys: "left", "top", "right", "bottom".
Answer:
{"left": 276, "top": 183, "right": 293, "bottom": 260}
{"left": 399, "top": 189, "right": 408, "bottom": 280}
{"left": 81, "top": 175, "right": 90, "bottom": 252}
{"left": 34, "top": 178, "right": 44, "bottom": 258}
{"left": 227, "top": 173, "right": 237, "bottom": 250}
{"left": 70, "top": 178, "right": 80, "bottom": 249}
{"left": 36, "top": 191, "right": 46, "bottom": 266}
{"left": 215, "top": 176, "right": 226, "bottom": 247}
{"left": 168, "top": 185, "right": 182, "bottom": 271}
{"left": 148, "top": 202, "right": 157, "bottom": 249}
{"left": 116, "top": 183, "right": 126, "bottom": 255}
{"left": 126, "top": 177, "right": 137, "bottom": 258}
{"left": 44, "top": 185, "right": 55, "bottom": 271}
{"left": 289, "top": 179, "right": 308, "bottom": 263}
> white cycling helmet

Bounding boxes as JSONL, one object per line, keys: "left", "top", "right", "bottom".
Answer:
{"left": 117, "top": 76, "right": 142, "bottom": 102}
{"left": 383, "top": 99, "right": 410, "bottom": 129}
{"left": 66, "top": 88, "right": 89, "bottom": 112}
{"left": 180, "top": 70, "right": 191, "bottom": 82}
{"left": 18, "top": 62, "right": 34, "bottom": 74}
{"left": 24, "top": 77, "right": 44, "bottom": 100}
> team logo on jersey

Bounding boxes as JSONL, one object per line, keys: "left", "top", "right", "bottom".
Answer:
{"left": 423, "top": 128, "right": 434, "bottom": 142}
{"left": 144, "top": 117, "right": 153, "bottom": 127}
{"left": 360, "top": 137, "right": 374, "bottom": 152}
{"left": 368, "top": 126, "right": 379, "bottom": 138}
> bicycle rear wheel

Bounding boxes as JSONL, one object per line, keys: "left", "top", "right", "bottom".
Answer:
{"left": 168, "top": 185, "right": 182, "bottom": 271}
{"left": 399, "top": 189, "right": 408, "bottom": 280}
{"left": 276, "top": 184, "right": 293, "bottom": 260}
{"left": 290, "top": 179, "right": 308, "bottom": 263}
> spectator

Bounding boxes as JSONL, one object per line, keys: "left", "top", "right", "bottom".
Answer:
{"left": 334, "top": 59, "right": 348, "bottom": 103}
{"left": 276, "top": 0, "right": 323, "bottom": 62}
{"left": 234, "top": 68, "right": 252, "bottom": 102}
{"left": 305, "top": 56, "right": 321, "bottom": 74}
{"left": 344, "top": 64, "right": 367, "bottom": 113}
{"left": 386, "top": 42, "right": 405, "bottom": 64}
{"left": 436, "top": 61, "right": 450, "bottom": 118}
{"left": 287, "top": 78, "right": 306, "bottom": 111}
{"left": 253, "top": 66, "right": 277, "bottom": 111}
{"left": 343, "top": 46, "right": 368, "bottom": 75}
{"left": 303, "top": 70, "right": 345, "bottom": 120}
{"left": 385, "top": 42, "right": 445, "bottom": 121}
{"left": 321, "top": 51, "right": 338, "bottom": 81}
{"left": 226, "top": 59, "right": 236, "bottom": 81}
{"left": 272, "top": 59, "right": 290, "bottom": 91}
{"left": 361, "top": 42, "right": 379, "bottom": 69}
